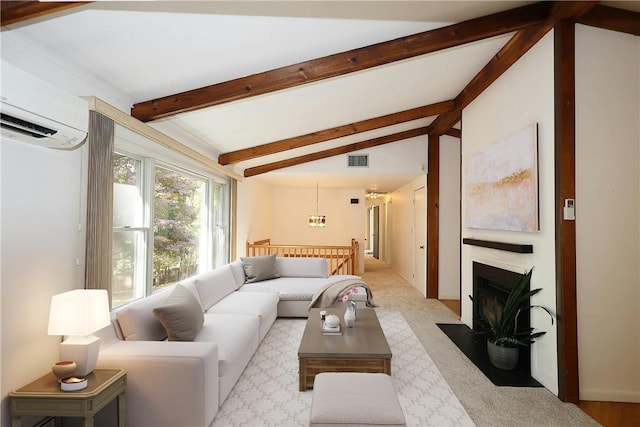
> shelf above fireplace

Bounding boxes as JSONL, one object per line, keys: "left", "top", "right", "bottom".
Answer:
{"left": 463, "top": 238, "right": 533, "bottom": 253}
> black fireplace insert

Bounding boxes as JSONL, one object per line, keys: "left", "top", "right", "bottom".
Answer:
{"left": 472, "top": 261, "right": 531, "bottom": 367}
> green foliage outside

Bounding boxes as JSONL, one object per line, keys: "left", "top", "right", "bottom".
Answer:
{"left": 113, "top": 154, "right": 206, "bottom": 296}
{"left": 113, "top": 153, "right": 137, "bottom": 185}
{"left": 153, "top": 167, "right": 205, "bottom": 289}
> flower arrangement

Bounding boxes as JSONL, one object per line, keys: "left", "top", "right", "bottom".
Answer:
{"left": 342, "top": 286, "right": 359, "bottom": 310}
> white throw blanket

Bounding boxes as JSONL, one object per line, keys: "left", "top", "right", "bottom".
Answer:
{"left": 307, "top": 277, "right": 377, "bottom": 310}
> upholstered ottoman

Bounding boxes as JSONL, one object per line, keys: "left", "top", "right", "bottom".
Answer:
{"left": 309, "top": 372, "right": 406, "bottom": 427}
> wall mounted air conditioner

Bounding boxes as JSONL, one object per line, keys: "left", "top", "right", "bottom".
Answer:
{"left": 1, "top": 60, "right": 88, "bottom": 149}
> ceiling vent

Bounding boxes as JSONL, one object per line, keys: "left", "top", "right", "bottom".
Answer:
{"left": 348, "top": 154, "right": 368, "bottom": 168}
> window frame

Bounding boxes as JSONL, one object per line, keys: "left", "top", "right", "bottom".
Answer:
{"left": 112, "top": 152, "right": 150, "bottom": 307}
{"left": 112, "top": 143, "right": 230, "bottom": 307}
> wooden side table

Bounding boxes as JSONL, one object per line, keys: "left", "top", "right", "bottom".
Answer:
{"left": 9, "top": 368, "right": 126, "bottom": 427}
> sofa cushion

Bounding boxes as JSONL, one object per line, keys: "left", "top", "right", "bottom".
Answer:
{"left": 195, "top": 314, "right": 260, "bottom": 378}
{"left": 153, "top": 284, "right": 205, "bottom": 341}
{"left": 115, "top": 287, "right": 174, "bottom": 341}
{"left": 206, "top": 291, "right": 278, "bottom": 341}
{"left": 275, "top": 257, "right": 328, "bottom": 278}
{"left": 187, "top": 265, "right": 238, "bottom": 311}
{"left": 240, "top": 277, "right": 329, "bottom": 301}
{"left": 229, "top": 260, "right": 246, "bottom": 289}
{"left": 180, "top": 280, "right": 202, "bottom": 303}
{"left": 240, "top": 253, "right": 280, "bottom": 283}
{"left": 238, "top": 275, "right": 363, "bottom": 301}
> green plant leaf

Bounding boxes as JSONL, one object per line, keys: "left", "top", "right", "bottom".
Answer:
{"left": 474, "top": 267, "right": 554, "bottom": 347}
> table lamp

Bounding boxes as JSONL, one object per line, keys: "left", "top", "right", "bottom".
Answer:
{"left": 48, "top": 289, "right": 111, "bottom": 382}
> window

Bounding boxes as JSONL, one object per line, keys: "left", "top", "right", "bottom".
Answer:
{"left": 112, "top": 152, "right": 229, "bottom": 308}
{"left": 113, "top": 154, "right": 146, "bottom": 308}
{"left": 153, "top": 166, "right": 206, "bottom": 290}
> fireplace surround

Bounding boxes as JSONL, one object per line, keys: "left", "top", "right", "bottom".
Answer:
{"left": 437, "top": 261, "right": 542, "bottom": 387}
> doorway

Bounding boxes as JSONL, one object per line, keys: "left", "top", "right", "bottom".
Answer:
{"left": 371, "top": 205, "right": 379, "bottom": 259}
{"left": 413, "top": 187, "right": 426, "bottom": 297}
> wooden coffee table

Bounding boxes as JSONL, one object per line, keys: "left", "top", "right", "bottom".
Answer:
{"left": 298, "top": 308, "right": 392, "bottom": 391}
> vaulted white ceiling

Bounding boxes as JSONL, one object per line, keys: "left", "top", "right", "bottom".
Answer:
{"left": 2, "top": 1, "right": 636, "bottom": 192}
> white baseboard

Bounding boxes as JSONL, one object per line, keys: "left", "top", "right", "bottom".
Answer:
{"left": 438, "top": 293, "right": 460, "bottom": 300}
{"left": 580, "top": 388, "right": 640, "bottom": 403}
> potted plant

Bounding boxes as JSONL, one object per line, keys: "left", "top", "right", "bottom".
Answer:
{"left": 471, "top": 268, "right": 554, "bottom": 370}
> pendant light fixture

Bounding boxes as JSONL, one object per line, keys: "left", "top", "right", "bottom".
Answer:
{"left": 308, "top": 183, "right": 326, "bottom": 227}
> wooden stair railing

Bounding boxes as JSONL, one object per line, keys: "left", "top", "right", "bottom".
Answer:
{"left": 246, "top": 238, "right": 359, "bottom": 276}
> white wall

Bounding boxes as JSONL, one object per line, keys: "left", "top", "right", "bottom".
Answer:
{"left": 575, "top": 25, "right": 640, "bottom": 403}
{"left": 390, "top": 176, "right": 427, "bottom": 286}
{"left": 1, "top": 33, "right": 133, "bottom": 114}
{"left": 1, "top": 139, "right": 85, "bottom": 424}
{"left": 461, "top": 32, "right": 558, "bottom": 393}
{"left": 272, "top": 186, "right": 366, "bottom": 272}
{"left": 235, "top": 178, "right": 274, "bottom": 259}
{"left": 439, "top": 135, "right": 461, "bottom": 299}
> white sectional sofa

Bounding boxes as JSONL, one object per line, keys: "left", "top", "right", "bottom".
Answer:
{"left": 95, "top": 255, "right": 368, "bottom": 427}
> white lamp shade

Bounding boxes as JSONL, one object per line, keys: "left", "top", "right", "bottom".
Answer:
{"left": 48, "top": 289, "right": 111, "bottom": 336}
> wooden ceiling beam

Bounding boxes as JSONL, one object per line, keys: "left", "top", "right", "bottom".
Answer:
{"left": 0, "top": 1, "right": 89, "bottom": 26}
{"left": 428, "top": 1, "right": 598, "bottom": 136}
{"left": 244, "top": 127, "right": 428, "bottom": 177}
{"left": 131, "top": 2, "right": 554, "bottom": 122}
{"left": 242, "top": 2, "right": 598, "bottom": 176}
{"left": 428, "top": 26, "right": 541, "bottom": 135}
{"left": 219, "top": 100, "right": 453, "bottom": 165}
{"left": 444, "top": 128, "right": 462, "bottom": 139}
{"left": 577, "top": 5, "right": 640, "bottom": 36}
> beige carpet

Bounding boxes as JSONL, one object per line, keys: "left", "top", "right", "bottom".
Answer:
{"left": 360, "top": 256, "right": 599, "bottom": 427}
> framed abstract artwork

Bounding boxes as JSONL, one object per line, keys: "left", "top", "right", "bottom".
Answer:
{"left": 465, "top": 124, "right": 539, "bottom": 232}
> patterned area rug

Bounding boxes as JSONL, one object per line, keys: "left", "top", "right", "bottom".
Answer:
{"left": 211, "top": 311, "right": 475, "bottom": 427}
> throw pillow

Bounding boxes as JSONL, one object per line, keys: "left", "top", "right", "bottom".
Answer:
{"left": 153, "top": 284, "right": 204, "bottom": 341}
{"left": 115, "top": 288, "right": 171, "bottom": 341}
{"left": 240, "top": 253, "right": 280, "bottom": 283}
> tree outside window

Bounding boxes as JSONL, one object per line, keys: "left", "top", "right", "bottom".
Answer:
{"left": 112, "top": 152, "right": 227, "bottom": 308}
{"left": 153, "top": 167, "right": 206, "bottom": 291}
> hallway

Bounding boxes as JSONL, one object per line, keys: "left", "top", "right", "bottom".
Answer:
{"left": 361, "top": 255, "right": 459, "bottom": 316}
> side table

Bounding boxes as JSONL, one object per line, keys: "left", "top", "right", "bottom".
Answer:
{"left": 9, "top": 368, "right": 126, "bottom": 427}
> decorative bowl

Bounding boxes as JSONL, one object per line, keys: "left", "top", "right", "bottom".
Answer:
{"left": 325, "top": 314, "right": 340, "bottom": 328}
{"left": 52, "top": 360, "right": 77, "bottom": 381}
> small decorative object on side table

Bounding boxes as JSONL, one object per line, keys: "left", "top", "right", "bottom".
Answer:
{"left": 51, "top": 360, "right": 77, "bottom": 381}
{"left": 9, "top": 368, "right": 127, "bottom": 427}
{"left": 51, "top": 360, "right": 89, "bottom": 391}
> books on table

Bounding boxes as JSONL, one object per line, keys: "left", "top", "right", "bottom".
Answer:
{"left": 322, "top": 322, "right": 342, "bottom": 335}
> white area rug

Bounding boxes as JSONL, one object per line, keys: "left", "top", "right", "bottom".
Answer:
{"left": 211, "top": 311, "right": 475, "bottom": 426}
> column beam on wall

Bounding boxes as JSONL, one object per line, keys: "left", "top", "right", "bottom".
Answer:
{"left": 427, "top": 133, "right": 440, "bottom": 299}
{"left": 554, "top": 20, "right": 580, "bottom": 403}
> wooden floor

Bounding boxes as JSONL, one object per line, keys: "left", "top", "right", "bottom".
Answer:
{"left": 438, "top": 299, "right": 640, "bottom": 427}
{"left": 577, "top": 400, "right": 640, "bottom": 427}
{"left": 440, "top": 299, "right": 461, "bottom": 317}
